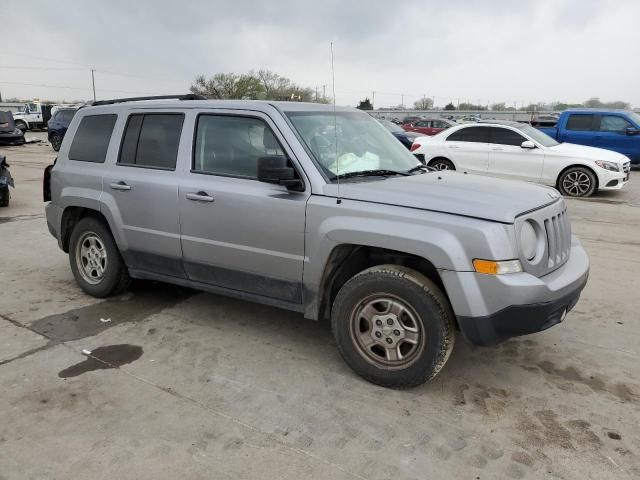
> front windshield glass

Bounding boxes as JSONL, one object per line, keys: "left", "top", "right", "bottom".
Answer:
{"left": 378, "top": 119, "right": 404, "bottom": 133}
{"left": 516, "top": 123, "right": 559, "bottom": 147}
{"left": 286, "top": 111, "right": 421, "bottom": 180}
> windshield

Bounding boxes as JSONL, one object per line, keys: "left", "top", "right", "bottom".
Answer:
{"left": 516, "top": 123, "right": 559, "bottom": 147}
{"left": 286, "top": 111, "right": 421, "bottom": 180}
{"left": 378, "top": 119, "right": 404, "bottom": 133}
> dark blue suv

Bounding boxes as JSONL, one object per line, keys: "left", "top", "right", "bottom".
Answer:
{"left": 47, "top": 108, "right": 78, "bottom": 151}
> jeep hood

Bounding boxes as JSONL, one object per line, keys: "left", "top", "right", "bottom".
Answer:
{"left": 322, "top": 172, "right": 560, "bottom": 223}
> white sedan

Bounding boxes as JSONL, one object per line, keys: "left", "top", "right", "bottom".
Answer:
{"left": 411, "top": 121, "right": 630, "bottom": 197}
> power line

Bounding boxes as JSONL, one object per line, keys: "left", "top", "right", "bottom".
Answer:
{"left": 0, "top": 80, "right": 169, "bottom": 96}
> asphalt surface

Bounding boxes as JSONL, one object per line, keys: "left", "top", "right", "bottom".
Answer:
{"left": 1, "top": 132, "right": 639, "bottom": 479}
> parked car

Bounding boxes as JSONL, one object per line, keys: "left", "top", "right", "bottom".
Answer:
{"left": 401, "top": 115, "right": 423, "bottom": 124}
{"left": 537, "top": 109, "right": 640, "bottom": 164}
{"left": 12, "top": 101, "right": 53, "bottom": 131}
{"left": 411, "top": 121, "right": 630, "bottom": 197}
{"left": 402, "top": 118, "right": 455, "bottom": 136}
{"left": 377, "top": 119, "right": 423, "bottom": 149}
{"left": 43, "top": 96, "right": 589, "bottom": 388}
{"left": 47, "top": 107, "right": 78, "bottom": 151}
{"left": 457, "top": 114, "right": 482, "bottom": 124}
{"left": 0, "top": 111, "right": 25, "bottom": 145}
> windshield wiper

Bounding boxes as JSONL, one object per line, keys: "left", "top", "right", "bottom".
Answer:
{"left": 332, "top": 169, "right": 411, "bottom": 180}
{"left": 407, "top": 164, "right": 435, "bottom": 173}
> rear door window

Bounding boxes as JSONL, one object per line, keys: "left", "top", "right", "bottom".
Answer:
{"left": 68, "top": 114, "right": 117, "bottom": 163}
{"left": 118, "top": 113, "right": 184, "bottom": 170}
{"left": 446, "top": 126, "right": 491, "bottom": 143}
{"left": 488, "top": 127, "right": 527, "bottom": 146}
{"left": 566, "top": 114, "right": 594, "bottom": 131}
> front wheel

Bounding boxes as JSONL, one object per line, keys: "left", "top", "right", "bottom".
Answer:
{"left": 428, "top": 158, "right": 455, "bottom": 171}
{"left": 50, "top": 134, "right": 62, "bottom": 152}
{"left": 69, "top": 217, "right": 130, "bottom": 297}
{"left": 15, "top": 121, "right": 27, "bottom": 132}
{"left": 331, "top": 265, "right": 455, "bottom": 388}
{"left": 558, "top": 167, "right": 597, "bottom": 197}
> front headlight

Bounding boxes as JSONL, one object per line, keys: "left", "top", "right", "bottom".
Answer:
{"left": 520, "top": 220, "right": 537, "bottom": 260}
{"left": 595, "top": 160, "right": 620, "bottom": 172}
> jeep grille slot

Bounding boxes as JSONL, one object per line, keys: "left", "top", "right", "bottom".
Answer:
{"left": 544, "top": 209, "right": 570, "bottom": 269}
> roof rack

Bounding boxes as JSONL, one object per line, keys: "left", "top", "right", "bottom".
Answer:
{"left": 91, "top": 94, "right": 206, "bottom": 107}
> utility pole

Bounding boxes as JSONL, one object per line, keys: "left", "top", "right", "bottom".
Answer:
{"left": 322, "top": 85, "right": 326, "bottom": 101}
{"left": 401, "top": 94, "right": 404, "bottom": 108}
{"left": 90, "top": 69, "right": 96, "bottom": 102}
{"left": 315, "top": 86, "right": 318, "bottom": 102}
{"left": 372, "top": 91, "right": 375, "bottom": 108}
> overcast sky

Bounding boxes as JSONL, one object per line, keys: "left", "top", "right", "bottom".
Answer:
{"left": 1, "top": 0, "right": 639, "bottom": 108}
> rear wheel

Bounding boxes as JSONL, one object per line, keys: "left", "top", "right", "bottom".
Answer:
{"left": 331, "top": 265, "right": 455, "bottom": 388}
{"left": 558, "top": 167, "right": 597, "bottom": 197}
{"left": 428, "top": 158, "right": 455, "bottom": 171}
{"left": 0, "top": 185, "right": 9, "bottom": 207}
{"left": 69, "top": 217, "right": 130, "bottom": 297}
{"left": 15, "top": 121, "right": 27, "bottom": 132}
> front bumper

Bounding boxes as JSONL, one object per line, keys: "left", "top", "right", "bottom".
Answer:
{"left": 597, "top": 168, "right": 629, "bottom": 191}
{"left": 441, "top": 236, "right": 589, "bottom": 346}
{"left": 0, "top": 132, "right": 25, "bottom": 143}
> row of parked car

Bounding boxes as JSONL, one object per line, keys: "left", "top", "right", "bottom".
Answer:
{"left": 378, "top": 109, "right": 638, "bottom": 197}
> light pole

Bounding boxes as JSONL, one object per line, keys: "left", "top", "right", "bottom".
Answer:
{"left": 90, "top": 69, "right": 96, "bottom": 102}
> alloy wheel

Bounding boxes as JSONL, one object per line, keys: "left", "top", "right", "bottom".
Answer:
{"left": 75, "top": 231, "right": 108, "bottom": 285}
{"left": 562, "top": 171, "right": 592, "bottom": 196}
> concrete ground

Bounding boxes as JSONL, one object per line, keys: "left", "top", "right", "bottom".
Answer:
{"left": 1, "top": 133, "right": 639, "bottom": 480}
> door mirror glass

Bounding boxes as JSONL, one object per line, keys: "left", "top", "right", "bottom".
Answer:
{"left": 521, "top": 140, "right": 536, "bottom": 149}
{"left": 257, "top": 155, "right": 302, "bottom": 190}
{"left": 626, "top": 127, "right": 639, "bottom": 136}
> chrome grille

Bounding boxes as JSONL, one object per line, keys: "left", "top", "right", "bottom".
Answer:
{"left": 623, "top": 161, "right": 630, "bottom": 174}
{"left": 544, "top": 208, "right": 571, "bottom": 269}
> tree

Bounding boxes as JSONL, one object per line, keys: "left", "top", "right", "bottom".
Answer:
{"left": 255, "top": 69, "right": 314, "bottom": 102}
{"left": 584, "top": 97, "right": 630, "bottom": 109}
{"left": 490, "top": 102, "right": 506, "bottom": 111}
{"left": 357, "top": 98, "right": 373, "bottom": 110}
{"left": 444, "top": 102, "right": 456, "bottom": 111}
{"left": 413, "top": 97, "right": 434, "bottom": 110}
{"left": 458, "top": 102, "right": 487, "bottom": 111}
{"left": 190, "top": 73, "right": 263, "bottom": 99}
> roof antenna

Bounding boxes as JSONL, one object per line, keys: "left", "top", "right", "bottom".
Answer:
{"left": 331, "top": 41, "right": 341, "bottom": 205}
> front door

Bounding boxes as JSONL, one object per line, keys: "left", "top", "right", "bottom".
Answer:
{"left": 487, "top": 127, "right": 544, "bottom": 182}
{"left": 179, "top": 112, "right": 308, "bottom": 304}
{"left": 594, "top": 114, "right": 637, "bottom": 159}
{"left": 560, "top": 113, "right": 596, "bottom": 146}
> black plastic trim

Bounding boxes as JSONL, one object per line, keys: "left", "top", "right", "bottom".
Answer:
{"left": 457, "top": 275, "right": 588, "bottom": 346}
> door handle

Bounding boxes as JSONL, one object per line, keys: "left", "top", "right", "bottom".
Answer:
{"left": 491, "top": 147, "right": 504, "bottom": 151}
{"left": 448, "top": 145, "right": 459, "bottom": 149}
{"left": 186, "top": 191, "right": 214, "bottom": 202}
{"left": 109, "top": 181, "right": 131, "bottom": 191}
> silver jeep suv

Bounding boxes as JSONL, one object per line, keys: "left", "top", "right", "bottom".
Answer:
{"left": 44, "top": 96, "right": 589, "bottom": 387}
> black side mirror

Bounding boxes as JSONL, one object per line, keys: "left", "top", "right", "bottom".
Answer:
{"left": 626, "top": 127, "right": 639, "bottom": 136}
{"left": 257, "top": 155, "right": 303, "bottom": 190}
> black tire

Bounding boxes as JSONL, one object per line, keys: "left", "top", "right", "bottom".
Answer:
{"left": 428, "top": 158, "right": 455, "bottom": 171}
{"left": 0, "top": 185, "right": 9, "bottom": 207}
{"left": 331, "top": 265, "right": 455, "bottom": 388}
{"left": 15, "top": 121, "right": 27, "bottom": 132}
{"left": 558, "top": 166, "right": 597, "bottom": 197}
{"left": 50, "top": 134, "right": 62, "bottom": 152}
{"left": 68, "top": 217, "right": 131, "bottom": 298}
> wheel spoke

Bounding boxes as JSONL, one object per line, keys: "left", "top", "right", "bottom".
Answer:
{"left": 359, "top": 303, "right": 378, "bottom": 322}
{"left": 385, "top": 347, "right": 400, "bottom": 361}
{"left": 404, "top": 330, "right": 420, "bottom": 344}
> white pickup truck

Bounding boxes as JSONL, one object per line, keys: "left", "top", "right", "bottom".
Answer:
{"left": 12, "top": 102, "right": 53, "bottom": 131}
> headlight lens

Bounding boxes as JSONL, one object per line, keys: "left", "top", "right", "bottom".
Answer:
{"left": 520, "top": 220, "right": 537, "bottom": 261}
{"left": 595, "top": 160, "right": 620, "bottom": 172}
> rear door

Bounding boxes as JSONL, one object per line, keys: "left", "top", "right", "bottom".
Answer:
{"left": 560, "top": 113, "right": 596, "bottom": 146}
{"left": 442, "top": 126, "right": 491, "bottom": 174}
{"left": 178, "top": 111, "right": 308, "bottom": 304}
{"left": 487, "top": 127, "right": 544, "bottom": 182}
{"left": 102, "top": 112, "right": 186, "bottom": 278}
{"left": 594, "top": 114, "right": 636, "bottom": 158}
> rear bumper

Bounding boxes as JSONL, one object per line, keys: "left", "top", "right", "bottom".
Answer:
{"left": 0, "top": 132, "right": 25, "bottom": 143}
{"left": 441, "top": 236, "right": 589, "bottom": 346}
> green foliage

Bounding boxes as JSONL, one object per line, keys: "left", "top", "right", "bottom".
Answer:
{"left": 458, "top": 102, "right": 487, "bottom": 111}
{"left": 190, "top": 69, "right": 321, "bottom": 102}
{"left": 444, "top": 102, "right": 456, "bottom": 111}
{"left": 357, "top": 98, "right": 373, "bottom": 110}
